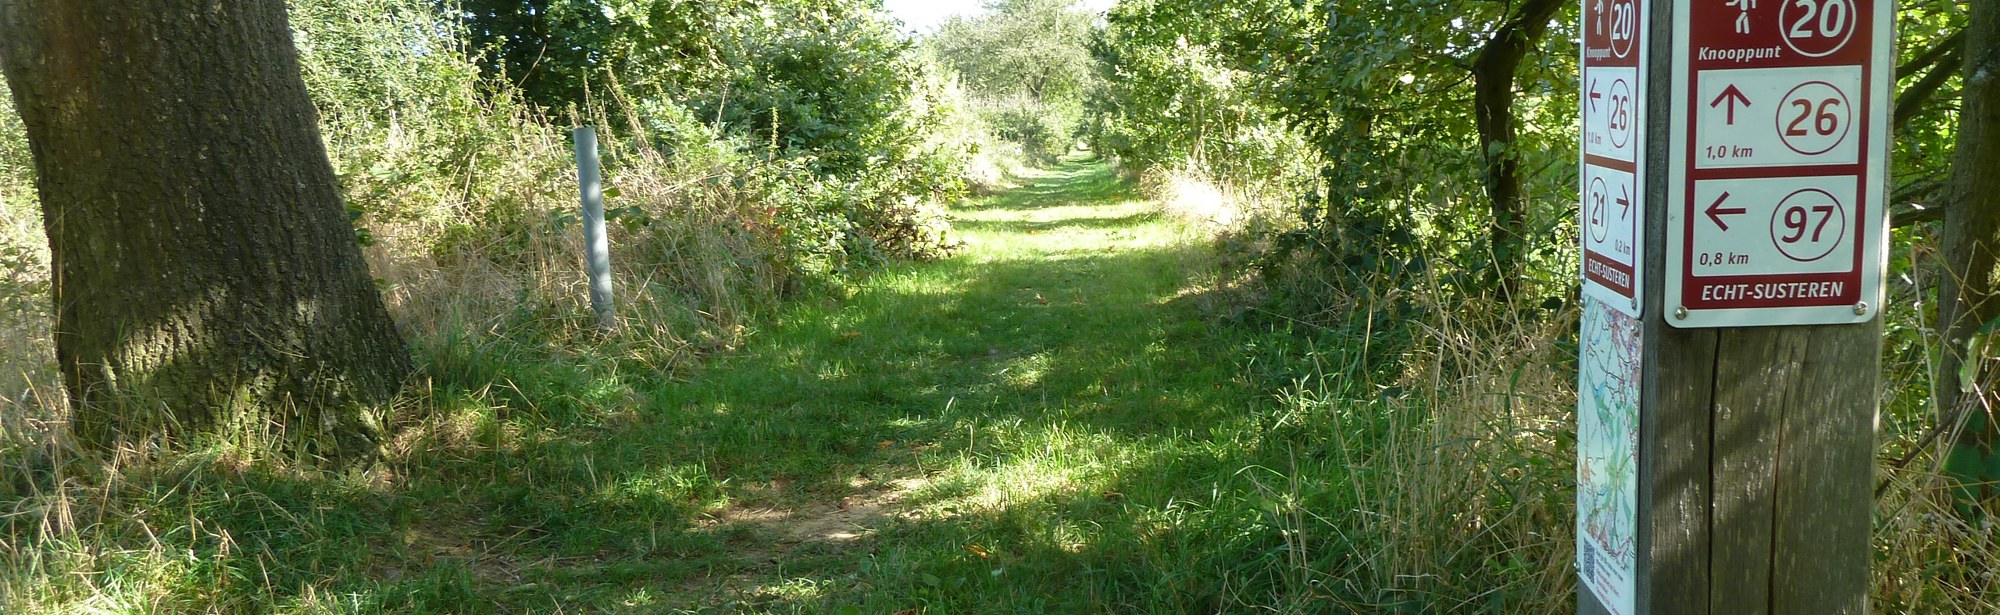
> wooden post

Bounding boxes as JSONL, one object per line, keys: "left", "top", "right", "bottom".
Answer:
{"left": 574, "top": 126, "right": 616, "bottom": 330}
{"left": 1578, "top": 0, "right": 1889, "bottom": 613}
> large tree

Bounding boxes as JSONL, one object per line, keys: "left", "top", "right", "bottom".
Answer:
{"left": 1937, "top": 0, "right": 2000, "bottom": 513}
{"left": 0, "top": 0, "right": 412, "bottom": 459}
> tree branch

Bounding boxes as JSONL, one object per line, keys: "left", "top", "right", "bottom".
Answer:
{"left": 1895, "top": 48, "right": 1963, "bottom": 130}
{"left": 1899, "top": 29, "right": 1966, "bottom": 80}
{"left": 1890, "top": 175, "right": 1950, "bottom": 229}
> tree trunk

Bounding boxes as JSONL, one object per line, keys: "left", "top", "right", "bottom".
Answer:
{"left": 1472, "top": 0, "right": 1564, "bottom": 303}
{"left": 1936, "top": 1, "right": 2000, "bottom": 513}
{"left": 0, "top": 0, "right": 412, "bottom": 461}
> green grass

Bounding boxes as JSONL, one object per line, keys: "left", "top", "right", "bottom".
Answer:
{"left": 1, "top": 155, "right": 1576, "bottom": 613}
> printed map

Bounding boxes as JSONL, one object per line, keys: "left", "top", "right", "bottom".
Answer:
{"left": 1577, "top": 296, "right": 1639, "bottom": 614}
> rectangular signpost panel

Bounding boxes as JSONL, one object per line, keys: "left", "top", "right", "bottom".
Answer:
{"left": 1665, "top": 0, "right": 1891, "bottom": 328}
{"left": 1578, "top": 0, "right": 1647, "bottom": 611}
{"left": 1581, "top": 0, "right": 1648, "bottom": 317}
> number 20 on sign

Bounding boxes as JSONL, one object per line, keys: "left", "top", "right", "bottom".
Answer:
{"left": 1665, "top": 0, "right": 1890, "bottom": 328}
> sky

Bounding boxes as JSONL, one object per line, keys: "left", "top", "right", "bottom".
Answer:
{"left": 882, "top": 0, "right": 1118, "bottom": 34}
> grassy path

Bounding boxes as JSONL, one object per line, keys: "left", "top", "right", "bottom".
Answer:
{"left": 615, "top": 157, "right": 1268, "bottom": 612}
{"left": 8, "top": 157, "right": 1342, "bottom": 614}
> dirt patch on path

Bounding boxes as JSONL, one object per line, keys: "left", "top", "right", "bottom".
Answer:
{"left": 719, "top": 477, "right": 928, "bottom": 564}
{"left": 665, "top": 478, "right": 928, "bottom": 610}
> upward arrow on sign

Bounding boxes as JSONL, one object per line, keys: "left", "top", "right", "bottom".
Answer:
{"left": 1710, "top": 84, "right": 1751, "bottom": 125}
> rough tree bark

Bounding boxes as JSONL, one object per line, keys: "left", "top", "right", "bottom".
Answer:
{"left": 1472, "top": 0, "right": 1565, "bottom": 303}
{"left": 0, "top": 0, "right": 412, "bottom": 460}
{"left": 1936, "top": 1, "right": 2000, "bottom": 511}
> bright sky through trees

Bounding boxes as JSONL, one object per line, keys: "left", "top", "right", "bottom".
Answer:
{"left": 884, "top": 0, "right": 1114, "bottom": 32}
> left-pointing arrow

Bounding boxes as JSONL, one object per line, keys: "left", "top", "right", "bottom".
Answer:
{"left": 1705, "top": 192, "right": 1747, "bottom": 231}
{"left": 1589, "top": 78, "right": 1602, "bottom": 112}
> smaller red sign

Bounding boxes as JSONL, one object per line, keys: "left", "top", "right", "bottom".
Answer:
{"left": 1579, "top": 0, "right": 1646, "bottom": 317}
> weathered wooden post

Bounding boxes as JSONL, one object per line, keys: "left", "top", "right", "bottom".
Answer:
{"left": 1575, "top": 0, "right": 1891, "bottom": 613}
{"left": 574, "top": 126, "right": 617, "bottom": 331}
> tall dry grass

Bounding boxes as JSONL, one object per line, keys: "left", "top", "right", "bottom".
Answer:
{"left": 1245, "top": 227, "right": 1999, "bottom": 611}
{"left": 365, "top": 105, "right": 798, "bottom": 375}
{"left": 0, "top": 79, "right": 60, "bottom": 454}
{"left": 1241, "top": 258, "right": 1575, "bottom": 610}
{"left": 0, "top": 81, "right": 915, "bottom": 523}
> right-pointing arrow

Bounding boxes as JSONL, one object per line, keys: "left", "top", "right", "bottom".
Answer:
{"left": 1706, "top": 191, "right": 1746, "bottom": 231}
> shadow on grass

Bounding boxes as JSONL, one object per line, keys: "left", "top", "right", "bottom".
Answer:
{"left": 953, "top": 210, "right": 1164, "bottom": 235}
{"left": 4, "top": 156, "right": 1461, "bottom": 613}
{"left": 960, "top": 157, "right": 1131, "bottom": 213}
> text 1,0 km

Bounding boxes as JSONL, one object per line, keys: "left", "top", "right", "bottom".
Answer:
{"left": 1698, "top": 252, "right": 1752, "bottom": 267}
{"left": 1704, "top": 144, "right": 1755, "bottom": 160}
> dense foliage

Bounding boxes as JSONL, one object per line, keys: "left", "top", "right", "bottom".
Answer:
{"left": 442, "top": 0, "right": 973, "bottom": 262}
{"left": 1094, "top": 0, "right": 1969, "bottom": 317}
{"left": 1091, "top": 0, "right": 1992, "bottom": 609}
{"left": 1094, "top": 0, "right": 1581, "bottom": 311}
{"left": 1, "top": 0, "right": 1994, "bottom": 611}
{"left": 0, "top": 0, "right": 989, "bottom": 421}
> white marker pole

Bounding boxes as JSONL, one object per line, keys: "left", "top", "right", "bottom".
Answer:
{"left": 574, "top": 126, "right": 616, "bottom": 330}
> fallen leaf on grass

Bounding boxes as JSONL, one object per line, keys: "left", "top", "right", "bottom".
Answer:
{"left": 966, "top": 544, "right": 992, "bottom": 559}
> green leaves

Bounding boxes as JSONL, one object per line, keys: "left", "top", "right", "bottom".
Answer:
{"left": 930, "top": 0, "right": 1098, "bottom": 107}
{"left": 1943, "top": 439, "right": 2000, "bottom": 515}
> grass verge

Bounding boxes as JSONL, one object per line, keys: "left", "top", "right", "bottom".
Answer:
{"left": 1, "top": 155, "right": 1586, "bottom": 613}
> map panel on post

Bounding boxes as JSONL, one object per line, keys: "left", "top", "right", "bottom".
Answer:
{"left": 1577, "top": 296, "right": 1640, "bottom": 615}
{"left": 1665, "top": 0, "right": 1890, "bottom": 328}
{"left": 1579, "top": 0, "right": 1647, "bottom": 318}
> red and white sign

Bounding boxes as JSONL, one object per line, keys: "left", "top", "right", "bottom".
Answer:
{"left": 1580, "top": 0, "right": 1647, "bottom": 318}
{"left": 1665, "top": 0, "right": 1890, "bottom": 328}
